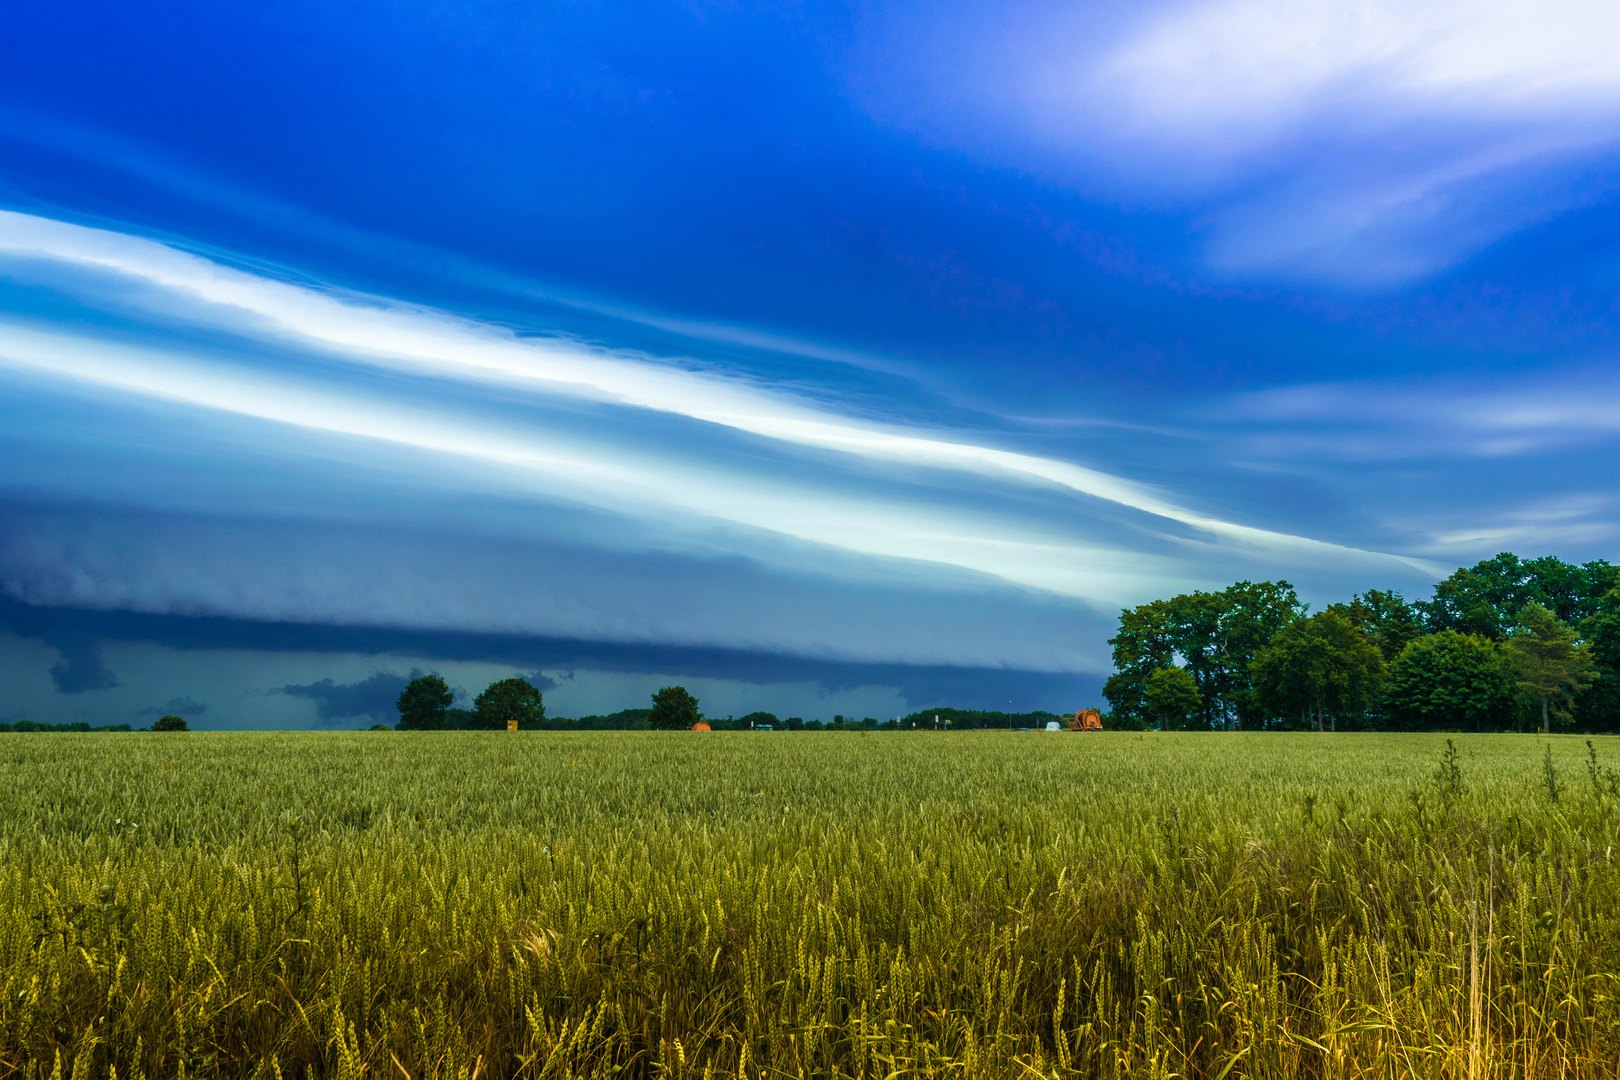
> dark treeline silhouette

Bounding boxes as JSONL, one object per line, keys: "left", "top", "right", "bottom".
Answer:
{"left": 897, "top": 707, "right": 1068, "bottom": 729}
{"left": 391, "top": 679, "right": 1081, "bottom": 733}
{"left": 0, "top": 720, "right": 134, "bottom": 733}
{"left": 1103, "top": 552, "right": 1619, "bottom": 733}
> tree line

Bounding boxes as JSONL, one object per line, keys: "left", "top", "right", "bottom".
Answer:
{"left": 0, "top": 716, "right": 185, "bottom": 733}
{"left": 1103, "top": 552, "right": 1619, "bottom": 732}
{"left": 396, "top": 681, "right": 716, "bottom": 731}
{"left": 394, "top": 679, "right": 1077, "bottom": 733}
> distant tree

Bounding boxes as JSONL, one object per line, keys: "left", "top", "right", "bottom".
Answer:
{"left": 739, "top": 711, "right": 778, "bottom": 729}
{"left": 1142, "top": 666, "right": 1201, "bottom": 730}
{"left": 1, "top": 721, "right": 131, "bottom": 733}
{"left": 573, "top": 708, "right": 651, "bottom": 730}
{"left": 1250, "top": 611, "right": 1386, "bottom": 731}
{"left": 1383, "top": 632, "right": 1515, "bottom": 731}
{"left": 396, "top": 675, "right": 453, "bottom": 730}
{"left": 152, "top": 715, "right": 187, "bottom": 732}
{"left": 368, "top": 724, "right": 392, "bottom": 732}
{"left": 472, "top": 678, "right": 545, "bottom": 730}
{"left": 1505, "top": 603, "right": 1596, "bottom": 734}
{"left": 649, "top": 686, "right": 702, "bottom": 730}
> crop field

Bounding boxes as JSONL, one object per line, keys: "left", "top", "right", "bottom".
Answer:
{"left": 3, "top": 732, "right": 1619, "bottom": 1079}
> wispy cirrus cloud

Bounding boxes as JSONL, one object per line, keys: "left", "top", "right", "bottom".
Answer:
{"left": 1196, "top": 371, "right": 1620, "bottom": 561}
{"left": 1095, "top": 0, "right": 1620, "bottom": 151}
{"left": 851, "top": 0, "right": 1620, "bottom": 283}
{"left": 1221, "top": 373, "right": 1620, "bottom": 458}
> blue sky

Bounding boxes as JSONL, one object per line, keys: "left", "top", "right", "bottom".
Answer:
{"left": 2, "top": 0, "right": 1618, "bottom": 726}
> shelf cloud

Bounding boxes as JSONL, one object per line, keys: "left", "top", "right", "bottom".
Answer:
{"left": 0, "top": 211, "right": 1435, "bottom": 631}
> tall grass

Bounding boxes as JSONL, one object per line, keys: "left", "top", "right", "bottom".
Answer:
{"left": 2, "top": 732, "right": 1617, "bottom": 1078}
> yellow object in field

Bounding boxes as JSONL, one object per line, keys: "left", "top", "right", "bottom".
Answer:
{"left": 507, "top": 718, "right": 518, "bottom": 732}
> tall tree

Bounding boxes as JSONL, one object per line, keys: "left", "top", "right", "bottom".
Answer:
{"left": 649, "top": 686, "right": 702, "bottom": 730}
{"left": 1101, "top": 598, "right": 1177, "bottom": 726}
{"left": 471, "top": 678, "right": 545, "bottom": 730}
{"left": 1250, "top": 611, "right": 1387, "bottom": 731}
{"left": 1103, "top": 580, "right": 1300, "bottom": 729}
{"left": 1504, "top": 603, "right": 1596, "bottom": 734}
{"left": 396, "top": 674, "right": 453, "bottom": 731}
{"left": 1210, "top": 581, "right": 1305, "bottom": 728}
{"left": 1382, "top": 632, "right": 1514, "bottom": 731}
{"left": 1420, "top": 553, "right": 1619, "bottom": 639}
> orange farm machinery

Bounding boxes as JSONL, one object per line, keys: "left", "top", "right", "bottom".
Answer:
{"left": 1069, "top": 709, "right": 1103, "bottom": 732}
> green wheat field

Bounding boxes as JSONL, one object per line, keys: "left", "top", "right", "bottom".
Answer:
{"left": 4, "top": 732, "right": 1619, "bottom": 1079}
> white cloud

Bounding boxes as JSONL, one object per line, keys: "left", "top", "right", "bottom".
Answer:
{"left": 1225, "top": 374, "right": 1620, "bottom": 445}
{"left": 853, "top": 0, "right": 1620, "bottom": 282}
{"left": 1100, "top": 0, "right": 1620, "bottom": 145}
{"left": 1082, "top": 0, "right": 1620, "bottom": 280}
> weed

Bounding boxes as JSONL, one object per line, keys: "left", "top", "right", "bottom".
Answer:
{"left": 1543, "top": 742, "right": 1564, "bottom": 803}
{"left": 1586, "top": 739, "right": 1619, "bottom": 802}
{"left": 1436, "top": 737, "right": 1465, "bottom": 807}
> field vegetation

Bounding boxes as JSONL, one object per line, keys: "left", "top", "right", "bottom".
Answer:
{"left": 4, "top": 731, "right": 1619, "bottom": 1078}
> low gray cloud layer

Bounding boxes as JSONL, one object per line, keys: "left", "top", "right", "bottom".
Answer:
{"left": 0, "top": 594, "right": 1105, "bottom": 728}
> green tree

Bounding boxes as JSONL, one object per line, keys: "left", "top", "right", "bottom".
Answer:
{"left": 1577, "top": 588, "right": 1620, "bottom": 731}
{"left": 1103, "top": 580, "right": 1300, "bottom": 729}
{"left": 649, "top": 686, "right": 702, "bottom": 730}
{"left": 1330, "top": 589, "right": 1424, "bottom": 664}
{"left": 1420, "top": 553, "right": 1619, "bottom": 639}
{"left": 396, "top": 675, "right": 453, "bottom": 731}
{"left": 1215, "top": 581, "right": 1310, "bottom": 727}
{"left": 471, "top": 678, "right": 545, "bottom": 730}
{"left": 1250, "top": 611, "right": 1386, "bottom": 731}
{"left": 1504, "top": 603, "right": 1596, "bottom": 734}
{"left": 1142, "top": 666, "right": 1201, "bottom": 730}
{"left": 152, "top": 715, "right": 187, "bottom": 732}
{"left": 1383, "top": 632, "right": 1514, "bottom": 731}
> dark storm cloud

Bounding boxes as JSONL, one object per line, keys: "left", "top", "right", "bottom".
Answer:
{"left": 0, "top": 600, "right": 119, "bottom": 693}
{"left": 0, "top": 596, "right": 1102, "bottom": 711}
{"left": 48, "top": 637, "right": 118, "bottom": 694}
{"left": 277, "top": 672, "right": 414, "bottom": 724}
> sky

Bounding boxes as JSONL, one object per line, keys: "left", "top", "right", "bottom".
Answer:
{"left": 2, "top": 0, "right": 1618, "bottom": 728}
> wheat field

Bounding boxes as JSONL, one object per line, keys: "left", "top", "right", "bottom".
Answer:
{"left": 2, "top": 731, "right": 1618, "bottom": 1079}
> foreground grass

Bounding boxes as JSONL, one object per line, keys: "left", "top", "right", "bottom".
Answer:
{"left": 2, "top": 732, "right": 1618, "bottom": 1079}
